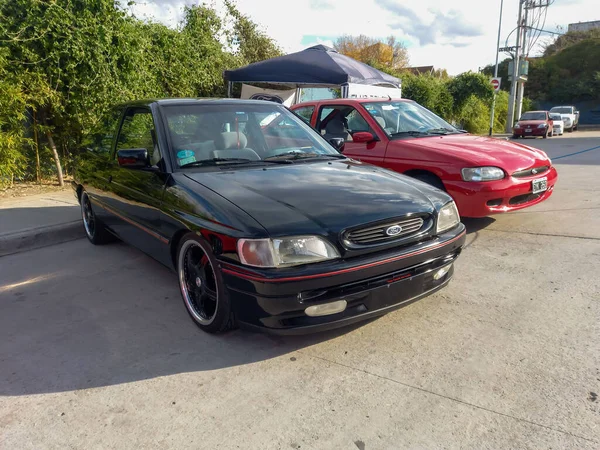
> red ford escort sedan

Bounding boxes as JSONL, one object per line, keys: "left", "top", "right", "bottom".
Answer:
{"left": 291, "top": 98, "right": 557, "bottom": 218}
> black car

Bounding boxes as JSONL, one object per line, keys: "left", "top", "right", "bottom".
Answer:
{"left": 73, "top": 99, "right": 465, "bottom": 334}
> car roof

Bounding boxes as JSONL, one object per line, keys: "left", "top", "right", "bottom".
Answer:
{"left": 115, "top": 98, "right": 287, "bottom": 108}
{"left": 523, "top": 110, "right": 548, "bottom": 114}
{"left": 297, "top": 98, "right": 410, "bottom": 105}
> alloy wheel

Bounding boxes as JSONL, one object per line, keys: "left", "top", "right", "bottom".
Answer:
{"left": 81, "top": 193, "right": 96, "bottom": 239}
{"left": 178, "top": 240, "right": 219, "bottom": 325}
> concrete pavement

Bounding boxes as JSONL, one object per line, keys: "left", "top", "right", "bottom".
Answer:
{"left": 0, "top": 132, "right": 599, "bottom": 449}
{"left": 0, "top": 189, "right": 83, "bottom": 256}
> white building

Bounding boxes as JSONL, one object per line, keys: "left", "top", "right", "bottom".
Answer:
{"left": 568, "top": 20, "right": 600, "bottom": 33}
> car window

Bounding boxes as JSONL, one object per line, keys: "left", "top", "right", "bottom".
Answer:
{"left": 362, "top": 101, "right": 457, "bottom": 138}
{"left": 81, "top": 108, "right": 122, "bottom": 154}
{"left": 116, "top": 109, "right": 161, "bottom": 164}
{"left": 317, "top": 105, "right": 374, "bottom": 143}
{"left": 161, "top": 103, "right": 340, "bottom": 167}
{"left": 293, "top": 106, "right": 314, "bottom": 124}
{"left": 549, "top": 114, "right": 562, "bottom": 121}
{"left": 520, "top": 112, "right": 547, "bottom": 121}
{"left": 550, "top": 107, "right": 572, "bottom": 114}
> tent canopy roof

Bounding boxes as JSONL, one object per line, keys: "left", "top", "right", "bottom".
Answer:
{"left": 223, "top": 45, "right": 401, "bottom": 87}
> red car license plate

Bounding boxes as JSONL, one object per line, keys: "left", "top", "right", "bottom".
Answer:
{"left": 532, "top": 177, "right": 547, "bottom": 194}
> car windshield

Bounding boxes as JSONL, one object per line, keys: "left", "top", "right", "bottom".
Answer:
{"left": 549, "top": 114, "right": 562, "bottom": 121}
{"left": 520, "top": 112, "right": 546, "bottom": 121}
{"left": 161, "top": 103, "right": 341, "bottom": 168}
{"left": 361, "top": 101, "right": 458, "bottom": 138}
{"left": 550, "top": 107, "right": 572, "bottom": 114}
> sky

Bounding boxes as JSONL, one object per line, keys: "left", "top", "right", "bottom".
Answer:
{"left": 128, "top": 0, "right": 598, "bottom": 75}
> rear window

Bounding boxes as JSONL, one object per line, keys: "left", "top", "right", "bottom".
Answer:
{"left": 520, "top": 112, "right": 546, "bottom": 121}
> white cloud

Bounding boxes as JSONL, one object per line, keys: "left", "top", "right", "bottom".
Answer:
{"left": 128, "top": 0, "right": 598, "bottom": 75}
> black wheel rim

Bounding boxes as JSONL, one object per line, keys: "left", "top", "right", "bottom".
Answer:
{"left": 82, "top": 194, "right": 95, "bottom": 238}
{"left": 178, "top": 241, "right": 218, "bottom": 325}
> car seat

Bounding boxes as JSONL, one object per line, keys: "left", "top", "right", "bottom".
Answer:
{"left": 323, "top": 117, "right": 350, "bottom": 142}
{"left": 213, "top": 132, "right": 260, "bottom": 161}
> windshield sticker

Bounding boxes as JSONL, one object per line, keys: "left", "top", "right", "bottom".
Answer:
{"left": 178, "top": 155, "right": 196, "bottom": 166}
{"left": 177, "top": 150, "right": 194, "bottom": 159}
{"left": 381, "top": 105, "right": 399, "bottom": 111}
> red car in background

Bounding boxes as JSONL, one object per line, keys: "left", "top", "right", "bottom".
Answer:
{"left": 512, "top": 110, "right": 554, "bottom": 139}
{"left": 291, "top": 98, "right": 557, "bottom": 218}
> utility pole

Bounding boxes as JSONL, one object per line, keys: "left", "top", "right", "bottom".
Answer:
{"left": 489, "top": 0, "right": 504, "bottom": 136}
{"left": 515, "top": 3, "right": 529, "bottom": 120}
{"left": 505, "top": 0, "right": 524, "bottom": 134}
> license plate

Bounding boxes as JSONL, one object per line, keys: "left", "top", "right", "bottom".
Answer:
{"left": 532, "top": 177, "right": 547, "bottom": 194}
{"left": 525, "top": 128, "right": 532, "bottom": 132}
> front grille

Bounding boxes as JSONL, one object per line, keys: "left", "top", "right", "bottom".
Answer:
{"left": 344, "top": 215, "right": 430, "bottom": 247}
{"left": 512, "top": 165, "right": 549, "bottom": 178}
{"left": 509, "top": 193, "right": 540, "bottom": 205}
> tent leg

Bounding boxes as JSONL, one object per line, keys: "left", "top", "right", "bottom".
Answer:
{"left": 227, "top": 81, "right": 232, "bottom": 98}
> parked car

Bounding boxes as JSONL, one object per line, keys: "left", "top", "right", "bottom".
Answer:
{"left": 73, "top": 99, "right": 465, "bottom": 334}
{"left": 512, "top": 111, "right": 554, "bottom": 139}
{"left": 291, "top": 99, "right": 557, "bottom": 218}
{"left": 549, "top": 112, "right": 564, "bottom": 136}
{"left": 549, "top": 105, "right": 579, "bottom": 132}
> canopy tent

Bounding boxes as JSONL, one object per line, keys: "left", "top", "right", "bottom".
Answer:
{"left": 223, "top": 45, "right": 401, "bottom": 88}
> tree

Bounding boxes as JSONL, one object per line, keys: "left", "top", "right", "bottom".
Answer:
{"left": 334, "top": 34, "right": 409, "bottom": 70}
{"left": 0, "top": 0, "right": 284, "bottom": 186}
{"left": 224, "top": 0, "right": 282, "bottom": 65}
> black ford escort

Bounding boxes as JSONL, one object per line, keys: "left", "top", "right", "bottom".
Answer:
{"left": 73, "top": 99, "right": 465, "bottom": 334}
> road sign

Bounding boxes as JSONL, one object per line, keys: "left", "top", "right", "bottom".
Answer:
{"left": 490, "top": 77, "right": 501, "bottom": 92}
{"left": 499, "top": 46, "right": 518, "bottom": 52}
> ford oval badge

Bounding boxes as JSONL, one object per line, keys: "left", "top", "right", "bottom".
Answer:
{"left": 386, "top": 225, "right": 403, "bottom": 236}
{"left": 249, "top": 93, "right": 284, "bottom": 104}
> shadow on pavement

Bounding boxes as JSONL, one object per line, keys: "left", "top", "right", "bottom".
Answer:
{"left": 0, "top": 205, "right": 80, "bottom": 236}
{"left": 462, "top": 217, "right": 495, "bottom": 235}
{"left": 0, "top": 240, "right": 370, "bottom": 397}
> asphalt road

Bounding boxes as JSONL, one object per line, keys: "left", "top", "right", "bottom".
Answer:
{"left": 1, "top": 132, "right": 599, "bottom": 449}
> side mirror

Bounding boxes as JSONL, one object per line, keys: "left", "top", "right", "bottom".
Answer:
{"left": 329, "top": 137, "right": 346, "bottom": 152}
{"left": 352, "top": 131, "right": 375, "bottom": 143}
{"left": 117, "top": 148, "right": 149, "bottom": 168}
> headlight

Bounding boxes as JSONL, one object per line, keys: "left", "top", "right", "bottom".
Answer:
{"left": 437, "top": 202, "right": 460, "bottom": 234}
{"left": 514, "top": 123, "right": 521, "bottom": 128}
{"left": 537, "top": 123, "right": 547, "bottom": 129}
{"left": 461, "top": 167, "right": 505, "bottom": 182}
{"left": 237, "top": 236, "right": 340, "bottom": 268}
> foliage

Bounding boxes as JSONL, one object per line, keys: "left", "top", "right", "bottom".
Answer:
{"left": 447, "top": 72, "right": 494, "bottom": 117}
{"left": 454, "top": 95, "right": 490, "bottom": 134}
{"left": 0, "top": 0, "right": 280, "bottom": 185}
{"left": 401, "top": 73, "right": 453, "bottom": 118}
{"left": 483, "top": 29, "right": 600, "bottom": 104}
{"left": 334, "top": 34, "right": 409, "bottom": 70}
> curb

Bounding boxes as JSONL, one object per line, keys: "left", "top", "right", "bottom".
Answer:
{"left": 0, "top": 220, "right": 85, "bottom": 257}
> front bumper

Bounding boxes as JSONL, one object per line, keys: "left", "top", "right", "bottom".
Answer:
{"left": 220, "top": 226, "right": 465, "bottom": 334}
{"left": 446, "top": 166, "right": 558, "bottom": 218}
{"left": 513, "top": 127, "right": 548, "bottom": 137}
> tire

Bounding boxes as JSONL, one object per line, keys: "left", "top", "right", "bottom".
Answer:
{"left": 176, "top": 233, "right": 235, "bottom": 333}
{"left": 567, "top": 127, "right": 573, "bottom": 133}
{"left": 81, "top": 191, "right": 114, "bottom": 245}
{"left": 411, "top": 173, "right": 446, "bottom": 191}
{"left": 512, "top": 134, "right": 519, "bottom": 139}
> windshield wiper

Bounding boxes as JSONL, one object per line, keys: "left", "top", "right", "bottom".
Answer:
{"left": 426, "top": 127, "right": 457, "bottom": 135}
{"left": 264, "top": 152, "right": 345, "bottom": 162}
{"left": 179, "top": 158, "right": 253, "bottom": 168}
{"left": 390, "top": 130, "right": 431, "bottom": 137}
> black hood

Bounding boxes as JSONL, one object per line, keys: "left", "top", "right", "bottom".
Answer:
{"left": 184, "top": 160, "right": 448, "bottom": 237}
